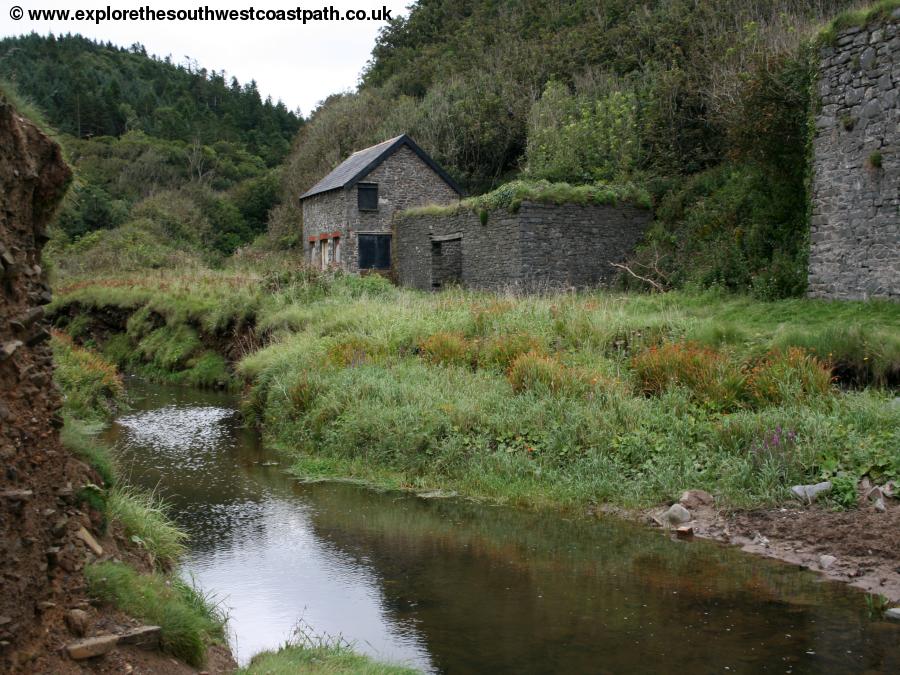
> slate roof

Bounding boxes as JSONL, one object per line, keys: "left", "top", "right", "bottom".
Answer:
{"left": 299, "top": 134, "right": 463, "bottom": 200}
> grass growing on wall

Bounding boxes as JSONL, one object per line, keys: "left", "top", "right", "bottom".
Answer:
{"left": 820, "top": 0, "right": 900, "bottom": 44}
{"left": 400, "top": 179, "right": 652, "bottom": 218}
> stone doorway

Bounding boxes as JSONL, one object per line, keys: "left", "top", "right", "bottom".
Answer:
{"left": 431, "top": 234, "right": 462, "bottom": 289}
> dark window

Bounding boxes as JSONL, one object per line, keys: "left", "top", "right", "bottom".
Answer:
{"left": 358, "top": 184, "right": 378, "bottom": 211}
{"left": 358, "top": 233, "right": 391, "bottom": 270}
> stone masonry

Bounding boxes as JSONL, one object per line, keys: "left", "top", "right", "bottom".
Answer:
{"left": 303, "top": 145, "right": 460, "bottom": 272}
{"left": 394, "top": 202, "right": 653, "bottom": 291}
{"left": 809, "top": 13, "right": 899, "bottom": 300}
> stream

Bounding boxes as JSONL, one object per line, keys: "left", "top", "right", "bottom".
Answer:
{"left": 104, "top": 380, "right": 900, "bottom": 673}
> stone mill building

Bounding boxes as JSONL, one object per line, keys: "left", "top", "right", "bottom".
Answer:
{"left": 299, "top": 134, "right": 462, "bottom": 273}
{"left": 300, "top": 135, "right": 653, "bottom": 290}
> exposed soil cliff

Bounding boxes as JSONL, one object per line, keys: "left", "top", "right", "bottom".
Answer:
{"left": 0, "top": 103, "right": 236, "bottom": 673}
{"left": 0, "top": 99, "right": 89, "bottom": 671}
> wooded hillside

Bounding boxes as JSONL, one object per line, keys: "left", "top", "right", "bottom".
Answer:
{"left": 274, "top": 0, "right": 863, "bottom": 298}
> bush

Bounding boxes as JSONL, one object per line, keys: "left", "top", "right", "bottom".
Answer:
{"left": 107, "top": 487, "right": 187, "bottom": 567}
{"left": 478, "top": 333, "right": 545, "bottom": 371}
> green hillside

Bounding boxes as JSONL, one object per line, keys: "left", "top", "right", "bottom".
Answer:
{"left": 275, "top": 0, "right": 861, "bottom": 298}
{"left": 0, "top": 34, "right": 302, "bottom": 263}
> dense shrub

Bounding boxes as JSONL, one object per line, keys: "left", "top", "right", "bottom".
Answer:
{"left": 507, "top": 352, "right": 589, "bottom": 397}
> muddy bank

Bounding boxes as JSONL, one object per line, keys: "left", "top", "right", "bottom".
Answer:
{"left": 629, "top": 493, "right": 900, "bottom": 604}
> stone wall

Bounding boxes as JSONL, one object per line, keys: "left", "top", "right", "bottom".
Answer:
{"left": 809, "top": 13, "right": 899, "bottom": 300}
{"left": 394, "top": 202, "right": 652, "bottom": 291}
{"left": 302, "top": 145, "right": 460, "bottom": 272}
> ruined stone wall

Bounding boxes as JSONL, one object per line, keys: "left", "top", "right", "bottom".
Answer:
{"left": 394, "top": 202, "right": 652, "bottom": 291}
{"left": 809, "top": 13, "right": 899, "bottom": 300}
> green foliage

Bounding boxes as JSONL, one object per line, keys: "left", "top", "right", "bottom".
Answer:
{"left": 60, "top": 418, "right": 116, "bottom": 488}
{"left": 242, "top": 631, "right": 419, "bottom": 675}
{"left": 402, "top": 180, "right": 651, "bottom": 218}
{"left": 85, "top": 562, "right": 226, "bottom": 667}
{"left": 819, "top": 0, "right": 900, "bottom": 44}
{"left": 526, "top": 80, "right": 638, "bottom": 183}
{"left": 107, "top": 487, "right": 187, "bottom": 566}
{"left": 868, "top": 152, "right": 883, "bottom": 169}
{"left": 638, "top": 162, "right": 809, "bottom": 297}
{"left": 52, "top": 333, "right": 126, "bottom": 421}
{"left": 0, "top": 34, "right": 300, "bottom": 163}
{"left": 56, "top": 272, "right": 900, "bottom": 510}
{"left": 138, "top": 325, "right": 202, "bottom": 371}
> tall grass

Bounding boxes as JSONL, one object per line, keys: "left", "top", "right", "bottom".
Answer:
{"left": 241, "top": 621, "right": 419, "bottom": 675}
{"left": 54, "top": 271, "right": 900, "bottom": 510}
{"left": 52, "top": 332, "right": 126, "bottom": 421}
{"left": 106, "top": 486, "right": 187, "bottom": 567}
{"left": 85, "top": 562, "right": 226, "bottom": 667}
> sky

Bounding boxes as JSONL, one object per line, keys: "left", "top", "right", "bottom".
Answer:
{"left": 1, "top": 0, "right": 411, "bottom": 115}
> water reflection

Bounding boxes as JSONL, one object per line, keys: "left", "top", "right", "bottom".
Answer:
{"left": 106, "top": 380, "right": 900, "bottom": 673}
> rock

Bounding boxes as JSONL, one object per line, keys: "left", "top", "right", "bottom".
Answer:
{"left": 678, "top": 489, "right": 714, "bottom": 510}
{"left": 75, "top": 526, "right": 103, "bottom": 556}
{"left": 0, "top": 490, "right": 33, "bottom": 502}
{"left": 118, "top": 625, "right": 161, "bottom": 650}
{"left": 819, "top": 554, "right": 837, "bottom": 570}
{"left": 873, "top": 498, "right": 886, "bottom": 513}
{"left": 0, "top": 340, "right": 23, "bottom": 361}
{"left": 66, "top": 634, "right": 119, "bottom": 660}
{"left": 675, "top": 525, "right": 694, "bottom": 538}
{"left": 885, "top": 608, "right": 900, "bottom": 621}
{"left": 662, "top": 503, "right": 691, "bottom": 526}
{"left": 65, "top": 609, "right": 90, "bottom": 637}
{"left": 791, "top": 481, "right": 832, "bottom": 503}
{"left": 751, "top": 533, "right": 770, "bottom": 547}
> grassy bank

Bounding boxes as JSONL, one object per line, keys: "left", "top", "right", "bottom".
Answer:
{"left": 53, "top": 271, "right": 899, "bottom": 513}
{"left": 52, "top": 334, "right": 226, "bottom": 666}
{"left": 242, "top": 638, "right": 419, "bottom": 675}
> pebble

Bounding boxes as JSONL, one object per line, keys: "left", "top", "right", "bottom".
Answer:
{"left": 819, "top": 554, "right": 837, "bottom": 570}
{"left": 65, "top": 609, "right": 90, "bottom": 637}
{"left": 885, "top": 608, "right": 900, "bottom": 621}
{"left": 790, "top": 481, "right": 832, "bottom": 502}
